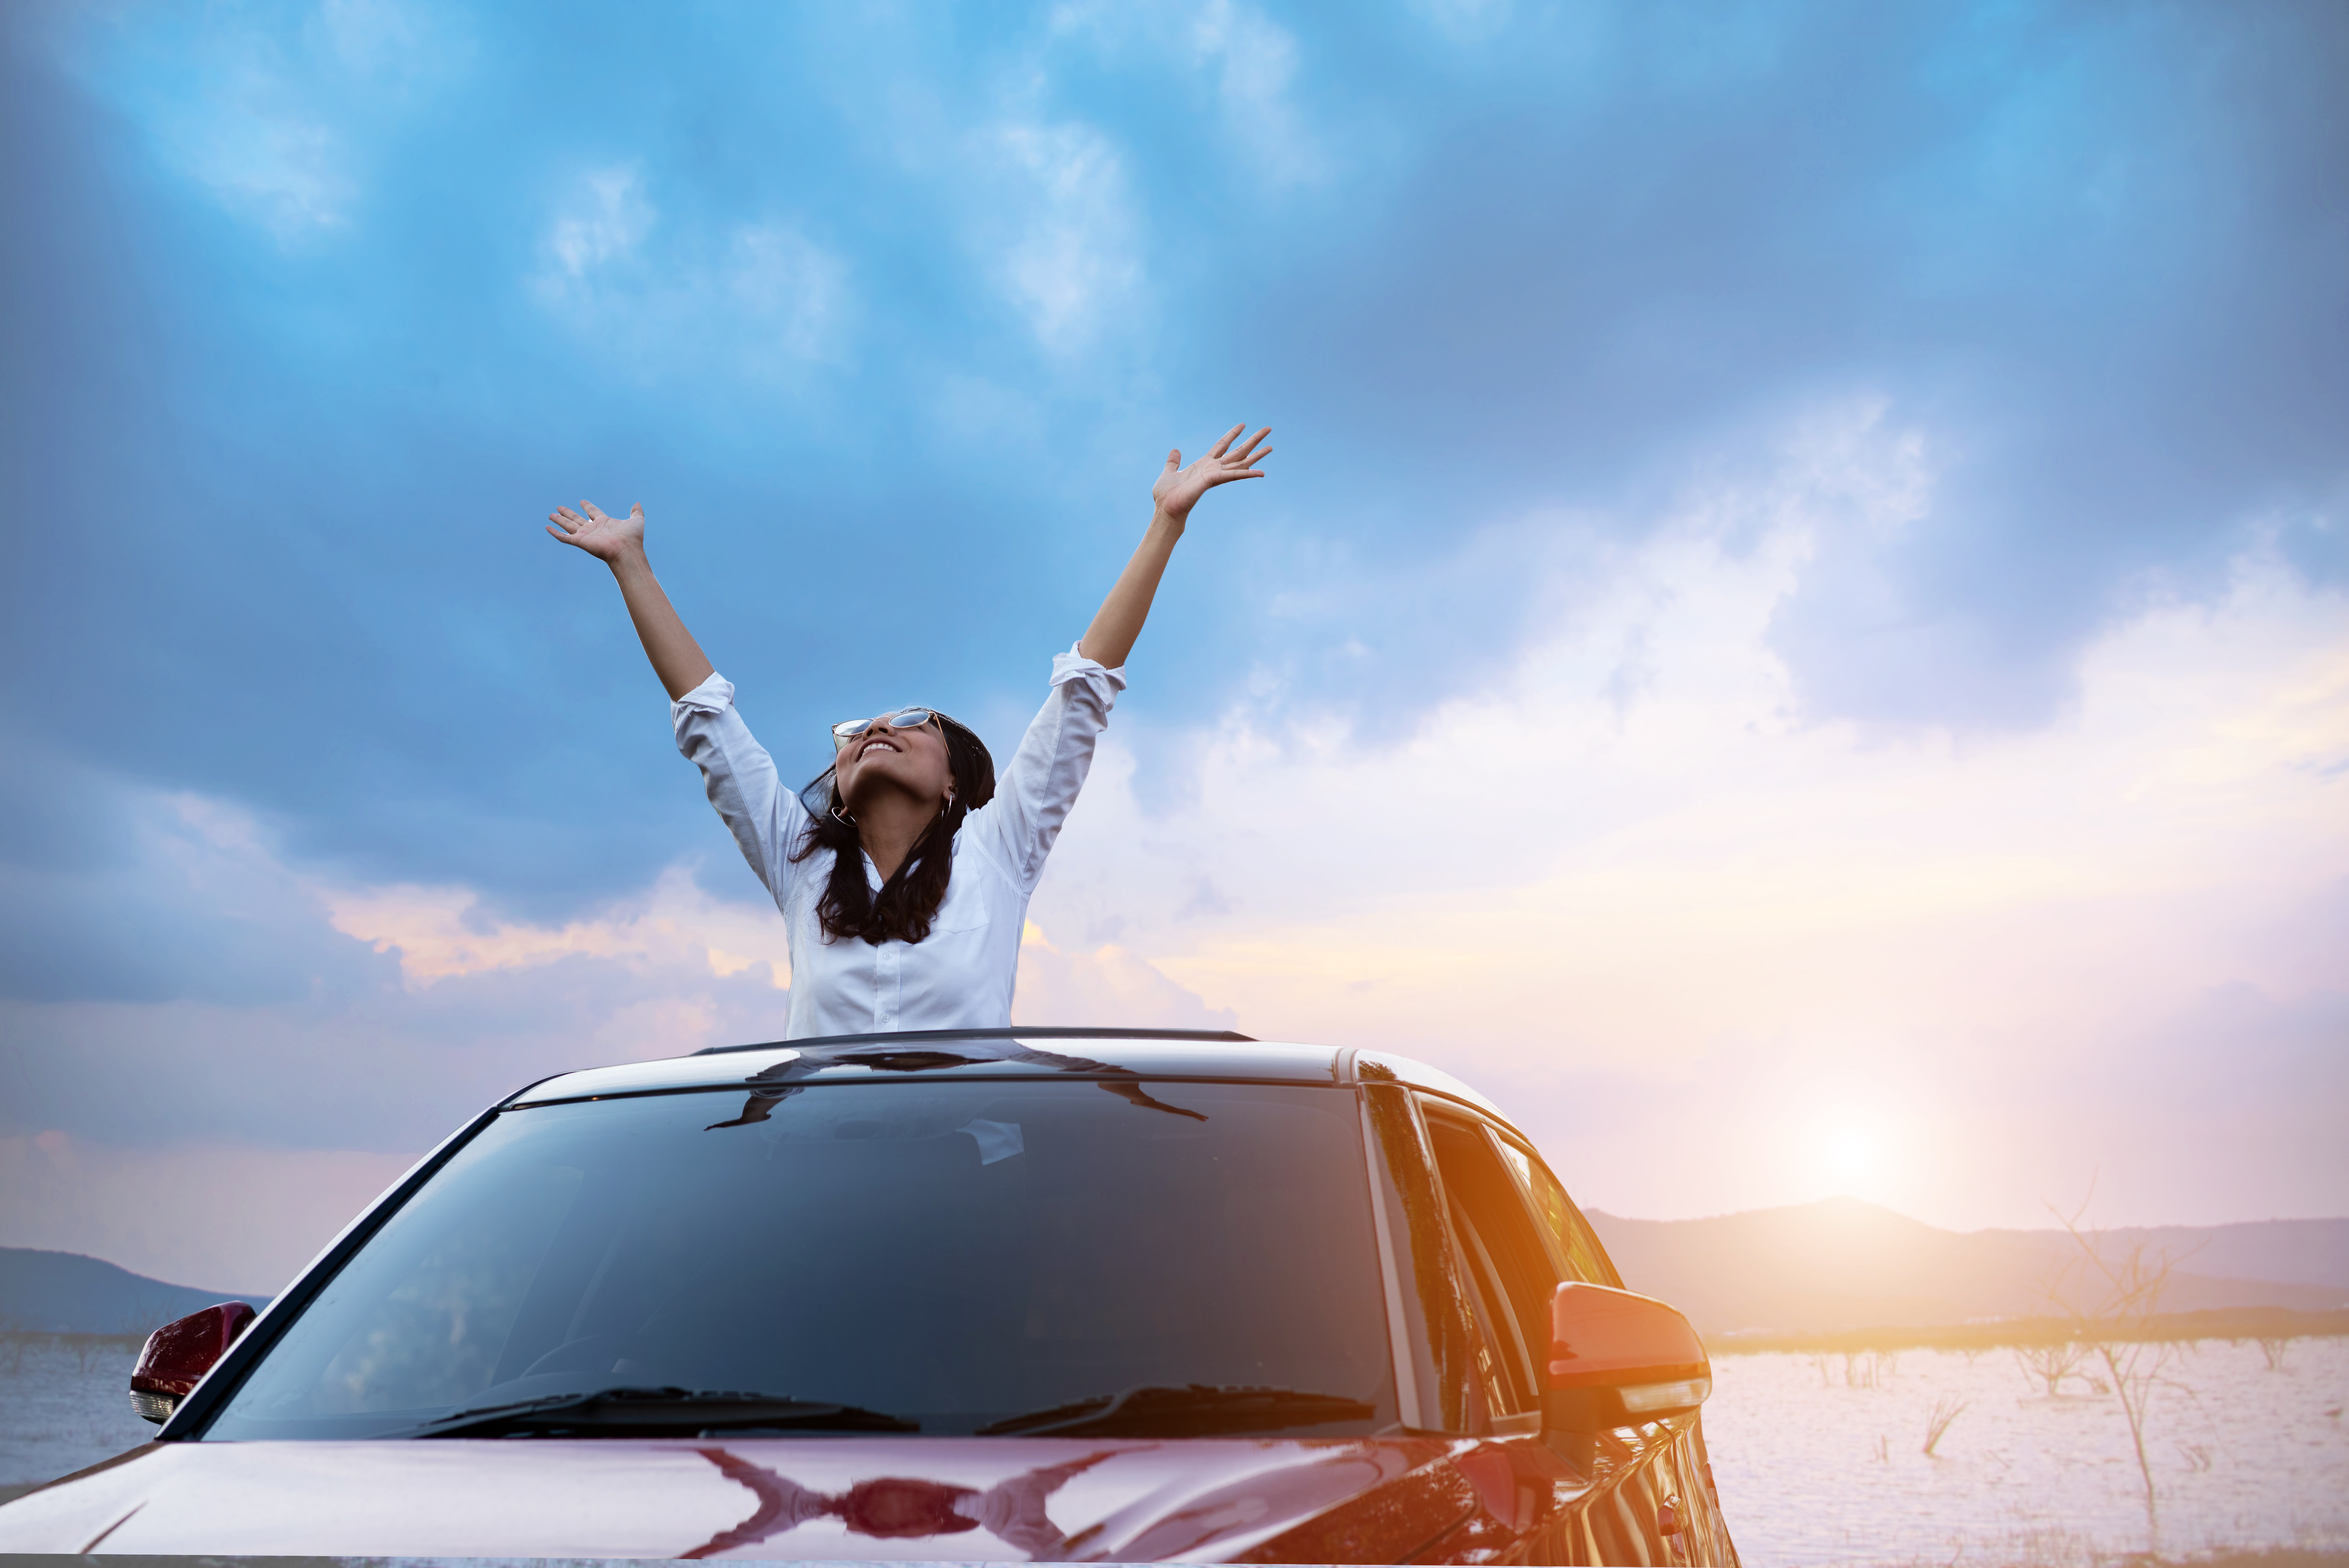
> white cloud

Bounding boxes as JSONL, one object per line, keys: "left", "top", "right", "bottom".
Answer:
{"left": 65, "top": 0, "right": 466, "bottom": 242}
{"left": 324, "top": 862, "right": 791, "bottom": 994}
{"left": 727, "top": 222, "right": 852, "bottom": 365}
{"left": 841, "top": 67, "right": 1143, "bottom": 359}
{"left": 156, "top": 89, "right": 356, "bottom": 240}
{"left": 538, "top": 164, "right": 655, "bottom": 291}
{"left": 1027, "top": 408, "right": 2349, "bottom": 1228}
{"left": 983, "top": 120, "right": 1143, "bottom": 355}
{"left": 782, "top": 19, "right": 1183, "bottom": 361}
{"left": 528, "top": 174, "right": 854, "bottom": 377}
{"left": 1012, "top": 921, "right": 1237, "bottom": 1032}
{"left": 1049, "top": 0, "right": 1323, "bottom": 185}
{"left": 1186, "top": 0, "right": 1321, "bottom": 184}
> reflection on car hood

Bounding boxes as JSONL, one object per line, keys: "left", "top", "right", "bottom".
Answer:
{"left": 0, "top": 1434, "right": 1481, "bottom": 1560}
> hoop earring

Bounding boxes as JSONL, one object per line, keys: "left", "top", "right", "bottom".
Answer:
{"left": 831, "top": 805, "right": 856, "bottom": 827}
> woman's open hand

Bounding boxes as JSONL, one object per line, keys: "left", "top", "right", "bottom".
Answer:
{"left": 547, "top": 498, "right": 714, "bottom": 698}
{"left": 1082, "top": 424, "right": 1269, "bottom": 667}
{"left": 546, "top": 500, "right": 646, "bottom": 564}
{"left": 1152, "top": 424, "right": 1271, "bottom": 525}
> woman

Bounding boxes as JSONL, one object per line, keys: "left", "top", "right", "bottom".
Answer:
{"left": 547, "top": 424, "right": 1270, "bottom": 1039}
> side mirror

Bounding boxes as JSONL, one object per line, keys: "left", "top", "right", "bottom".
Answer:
{"left": 1543, "top": 1281, "right": 1711, "bottom": 1432}
{"left": 130, "top": 1301, "right": 256, "bottom": 1424}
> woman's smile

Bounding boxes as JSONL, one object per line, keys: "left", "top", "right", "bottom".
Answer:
{"left": 839, "top": 718, "right": 952, "bottom": 821}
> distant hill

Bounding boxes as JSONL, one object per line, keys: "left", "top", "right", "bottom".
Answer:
{"left": 1587, "top": 1198, "right": 2349, "bottom": 1336}
{"left": 0, "top": 1248, "right": 270, "bottom": 1336}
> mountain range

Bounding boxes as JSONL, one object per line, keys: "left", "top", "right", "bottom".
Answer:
{"left": 1588, "top": 1198, "right": 2349, "bottom": 1336}
{"left": 0, "top": 1249, "right": 269, "bottom": 1337}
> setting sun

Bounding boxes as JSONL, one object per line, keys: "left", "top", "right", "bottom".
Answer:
{"left": 1822, "top": 1123, "right": 1879, "bottom": 1185}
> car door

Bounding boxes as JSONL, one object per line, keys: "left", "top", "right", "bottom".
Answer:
{"left": 1415, "top": 1103, "right": 1734, "bottom": 1566}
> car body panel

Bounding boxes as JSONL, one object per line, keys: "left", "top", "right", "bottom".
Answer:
{"left": 0, "top": 1433, "right": 1530, "bottom": 1560}
{"left": 0, "top": 1422, "right": 1727, "bottom": 1562}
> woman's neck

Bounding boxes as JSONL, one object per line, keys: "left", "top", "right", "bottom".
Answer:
{"left": 855, "top": 794, "right": 943, "bottom": 881}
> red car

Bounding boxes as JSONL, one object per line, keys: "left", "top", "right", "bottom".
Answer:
{"left": 0, "top": 1030, "right": 1737, "bottom": 1562}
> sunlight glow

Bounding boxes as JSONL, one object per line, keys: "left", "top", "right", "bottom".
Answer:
{"left": 1822, "top": 1125, "right": 1878, "bottom": 1185}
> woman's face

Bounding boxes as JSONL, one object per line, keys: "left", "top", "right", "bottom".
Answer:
{"left": 835, "top": 713, "right": 954, "bottom": 815}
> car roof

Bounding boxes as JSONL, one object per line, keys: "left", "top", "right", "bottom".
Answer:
{"left": 503, "top": 1027, "right": 1508, "bottom": 1122}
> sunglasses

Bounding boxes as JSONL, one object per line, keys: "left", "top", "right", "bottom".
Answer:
{"left": 832, "top": 707, "right": 940, "bottom": 753}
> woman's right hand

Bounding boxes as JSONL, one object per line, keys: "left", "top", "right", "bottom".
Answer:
{"left": 546, "top": 500, "right": 646, "bottom": 565}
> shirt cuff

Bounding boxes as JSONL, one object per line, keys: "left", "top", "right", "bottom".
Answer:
{"left": 672, "top": 671, "right": 737, "bottom": 715}
{"left": 1052, "top": 640, "right": 1129, "bottom": 692}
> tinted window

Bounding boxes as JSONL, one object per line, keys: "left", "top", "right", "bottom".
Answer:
{"left": 1426, "top": 1114, "right": 1558, "bottom": 1414}
{"left": 205, "top": 1080, "right": 1392, "bottom": 1439}
{"left": 1489, "top": 1135, "right": 1621, "bottom": 1288}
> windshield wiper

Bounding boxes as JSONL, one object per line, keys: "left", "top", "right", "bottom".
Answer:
{"left": 408, "top": 1386, "right": 918, "bottom": 1439}
{"left": 974, "top": 1384, "right": 1376, "bottom": 1438}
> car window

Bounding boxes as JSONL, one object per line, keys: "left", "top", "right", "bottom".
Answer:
{"left": 1489, "top": 1131, "right": 1621, "bottom": 1288}
{"left": 1424, "top": 1111, "right": 1559, "bottom": 1415}
{"left": 1431, "top": 1166, "right": 1533, "bottom": 1416}
{"left": 203, "top": 1080, "right": 1395, "bottom": 1440}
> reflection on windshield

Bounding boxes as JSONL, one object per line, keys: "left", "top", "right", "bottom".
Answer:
{"left": 701, "top": 1043, "right": 1214, "bottom": 1133}
{"left": 205, "top": 1080, "right": 1392, "bottom": 1440}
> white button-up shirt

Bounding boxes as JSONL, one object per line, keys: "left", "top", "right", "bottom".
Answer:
{"left": 672, "top": 644, "right": 1126, "bottom": 1039}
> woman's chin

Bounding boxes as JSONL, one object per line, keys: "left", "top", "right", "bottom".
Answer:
{"left": 842, "top": 777, "right": 943, "bottom": 816}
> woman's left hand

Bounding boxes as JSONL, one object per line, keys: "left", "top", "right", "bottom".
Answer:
{"left": 1082, "top": 423, "right": 1268, "bottom": 666}
{"left": 1152, "top": 424, "right": 1272, "bottom": 525}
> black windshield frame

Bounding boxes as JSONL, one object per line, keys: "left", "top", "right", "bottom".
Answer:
{"left": 184, "top": 1077, "right": 1398, "bottom": 1442}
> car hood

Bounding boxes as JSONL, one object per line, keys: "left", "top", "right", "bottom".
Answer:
{"left": 0, "top": 1433, "right": 1487, "bottom": 1560}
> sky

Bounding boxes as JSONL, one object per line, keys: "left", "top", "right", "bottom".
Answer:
{"left": 1, "top": 0, "right": 2344, "bottom": 1293}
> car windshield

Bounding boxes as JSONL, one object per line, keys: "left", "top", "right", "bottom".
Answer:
{"left": 202, "top": 1078, "right": 1395, "bottom": 1440}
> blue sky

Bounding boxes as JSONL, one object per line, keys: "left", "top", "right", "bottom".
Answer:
{"left": 2, "top": 0, "right": 2344, "bottom": 1288}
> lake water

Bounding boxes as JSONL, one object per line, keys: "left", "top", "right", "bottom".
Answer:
{"left": 1705, "top": 1338, "right": 2349, "bottom": 1567}
{"left": 4, "top": 1331, "right": 2345, "bottom": 1563}
{"left": 0, "top": 1334, "right": 150, "bottom": 1504}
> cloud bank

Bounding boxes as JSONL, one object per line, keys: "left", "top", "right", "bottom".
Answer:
{"left": 1, "top": 0, "right": 2343, "bottom": 1281}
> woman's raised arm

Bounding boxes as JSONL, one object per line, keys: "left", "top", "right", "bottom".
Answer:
{"left": 548, "top": 501, "right": 717, "bottom": 701}
{"left": 1079, "top": 424, "right": 1270, "bottom": 669}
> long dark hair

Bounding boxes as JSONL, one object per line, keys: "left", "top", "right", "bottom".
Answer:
{"left": 790, "top": 717, "right": 996, "bottom": 945}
